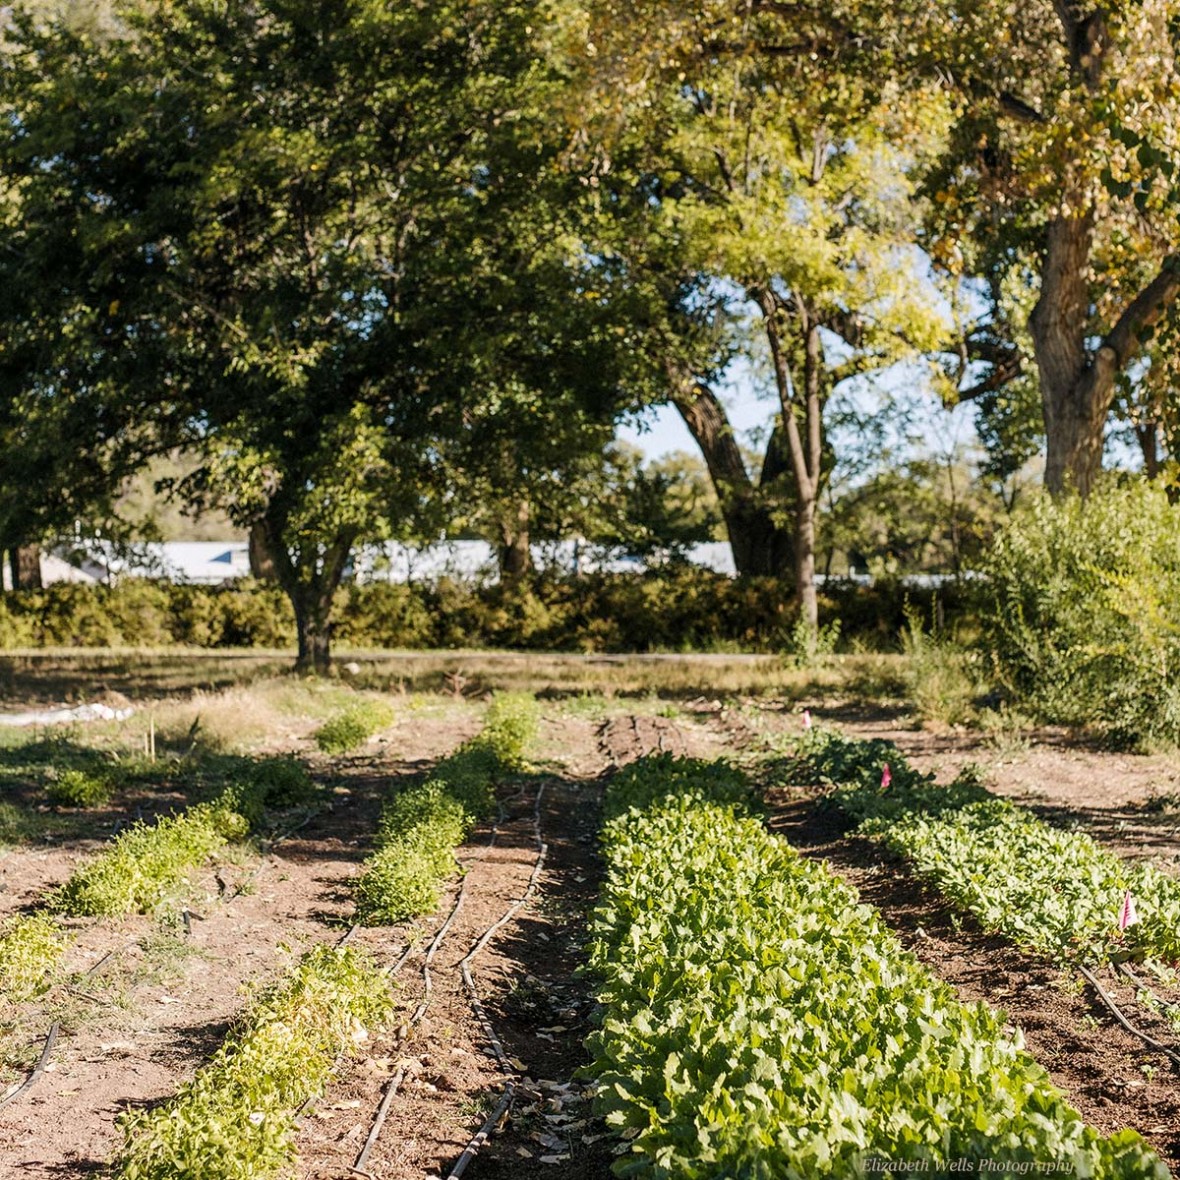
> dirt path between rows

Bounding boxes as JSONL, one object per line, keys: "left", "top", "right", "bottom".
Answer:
{"left": 295, "top": 710, "right": 717, "bottom": 1180}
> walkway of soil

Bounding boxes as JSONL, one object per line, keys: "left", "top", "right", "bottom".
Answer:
{"left": 296, "top": 711, "right": 711, "bottom": 1180}
{"left": 3, "top": 698, "right": 1180, "bottom": 1177}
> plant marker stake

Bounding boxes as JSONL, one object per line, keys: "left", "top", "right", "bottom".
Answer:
{"left": 881, "top": 763, "right": 891, "bottom": 790}
{"left": 802, "top": 710, "right": 812, "bottom": 730}
{"left": 1119, "top": 890, "right": 1139, "bottom": 931}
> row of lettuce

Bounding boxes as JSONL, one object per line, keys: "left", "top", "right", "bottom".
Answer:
{"left": 790, "top": 728, "right": 1180, "bottom": 965}
{"left": 587, "top": 754, "right": 1168, "bottom": 1178}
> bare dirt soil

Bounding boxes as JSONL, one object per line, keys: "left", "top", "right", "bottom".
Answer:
{"left": 2, "top": 693, "right": 1180, "bottom": 1178}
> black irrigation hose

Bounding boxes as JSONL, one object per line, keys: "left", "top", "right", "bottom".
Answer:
{"left": 351, "top": 797, "right": 508, "bottom": 1173}
{"left": 0, "top": 1021, "right": 59, "bottom": 1112}
{"left": 446, "top": 784, "right": 549, "bottom": 1180}
{"left": 1078, "top": 963, "right": 1180, "bottom": 1070}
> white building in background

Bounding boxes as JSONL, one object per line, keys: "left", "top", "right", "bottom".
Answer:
{"left": 25, "top": 538, "right": 737, "bottom": 587}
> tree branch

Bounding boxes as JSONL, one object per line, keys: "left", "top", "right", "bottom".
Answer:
{"left": 1104, "top": 253, "right": 1180, "bottom": 369}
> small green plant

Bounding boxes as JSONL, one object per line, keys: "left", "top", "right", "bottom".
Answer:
{"left": 0, "top": 914, "right": 68, "bottom": 1003}
{"left": 45, "top": 767, "right": 114, "bottom": 809}
{"left": 474, "top": 692, "right": 541, "bottom": 770}
{"left": 784, "top": 616, "right": 841, "bottom": 666}
{"left": 114, "top": 944, "right": 392, "bottom": 1180}
{"left": 313, "top": 697, "right": 395, "bottom": 754}
{"left": 352, "top": 695, "right": 539, "bottom": 926}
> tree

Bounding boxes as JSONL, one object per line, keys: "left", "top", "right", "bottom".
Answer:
{"left": 923, "top": 0, "right": 1180, "bottom": 495}
{"left": 1, "top": 0, "right": 612, "bottom": 670}
{"left": 568, "top": 1, "right": 953, "bottom": 633}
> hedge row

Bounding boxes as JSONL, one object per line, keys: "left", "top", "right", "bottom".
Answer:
{"left": 0, "top": 572, "right": 973, "bottom": 653}
{"left": 588, "top": 755, "right": 1165, "bottom": 1178}
{"left": 794, "top": 728, "right": 1180, "bottom": 964}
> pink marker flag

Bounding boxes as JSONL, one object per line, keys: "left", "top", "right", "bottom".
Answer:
{"left": 1119, "top": 890, "right": 1139, "bottom": 931}
{"left": 881, "top": 763, "right": 892, "bottom": 790}
{"left": 802, "top": 710, "right": 812, "bottom": 730}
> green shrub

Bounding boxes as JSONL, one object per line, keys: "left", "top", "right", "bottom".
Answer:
{"left": 45, "top": 767, "right": 114, "bottom": 809}
{"left": 589, "top": 756, "right": 1167, "bottom": 1179}
{"left": 221, "top": 756, "right": 317, "bottom": 826}
{"left": 475, "top": 691, "right": 541, "bottom": 770}
{"left": 901, "top": 608, "right": 980, "bottom": 725}
{"left": 0, "top": 914, "right": 67, "bottom": 1003}
{"left": 114, "top": 944, "right": 392, "bottom": 1180}
{"left": 982, "top": 479, "right": 1180, "bottom": 744}
{"left": 313, "top": 697, "right": 395, "bottom": 754}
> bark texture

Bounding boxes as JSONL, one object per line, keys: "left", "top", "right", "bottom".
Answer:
{"left": 673, "top": 383, "right": 794, "bottom": 577}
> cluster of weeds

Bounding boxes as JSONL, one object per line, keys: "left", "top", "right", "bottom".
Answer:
{"left": 0, "top": 914, "right": 68, "bottom": 1003}
{"left": 313, "top": 697, "right": 395, "bottom": 754}
{"left": 45, "top": 767, "right": 114, "bottom": 809}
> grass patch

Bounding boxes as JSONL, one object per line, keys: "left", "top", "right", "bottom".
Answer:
{"left": 113, "top": 943, "right": 393, "bottom": 1180}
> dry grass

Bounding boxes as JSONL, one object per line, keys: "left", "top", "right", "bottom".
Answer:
{"left": 0, "top": 648, "right": 910, "bottom": 712}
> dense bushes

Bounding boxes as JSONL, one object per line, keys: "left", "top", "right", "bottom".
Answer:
{"left": 0, "top": 569, "right": 972, "bottom": 653}
{"left": 982, "top": 480, "right": 1180, "bottom": 744}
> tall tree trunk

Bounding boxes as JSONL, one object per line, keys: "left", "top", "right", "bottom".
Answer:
{"left": 1030, "top": 213, "right": 1108, "bottom": 496}
{"left": 248, "top": 520, "right": 278, "bottom": 581}
{"left": 1031, "top": 212, "right": 1180, "bottom": 495}
{"left": 292, "top": 587, "right": 333, "bottom": 676}
{"left": 795, "top": 496, "right": 818, "bottom": 636}
{"left": 673, "top": 382, "right": 794, "bottom": 577}
{"left": 9, "top": 545, "right": 43, "bottom": 590}
{"left": 262, "top": 509, "right": 353, "bottom": 675}
{"left": 497, "top": 499, "right": 532, "bottom": 584}
{"left": 757, "top": 290, "right": 823, "bottom": 639}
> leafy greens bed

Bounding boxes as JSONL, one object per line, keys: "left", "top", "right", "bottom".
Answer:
{"left": 792, "top": 729, "right": 1180, "bottom": 964}
{"left": 352, "top": 692, "right": 539, "bottom": 924}
{"left": 114, "top": 943, "right": 392, "bottom": 1180}
{"left": 587, "top": 754, "right": 1166, "bottom": 1179}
